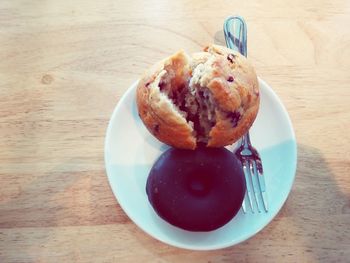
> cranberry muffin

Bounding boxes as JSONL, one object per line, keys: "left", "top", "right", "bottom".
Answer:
{"left": 136, "top": 44, "right": 259, "bottom": 149}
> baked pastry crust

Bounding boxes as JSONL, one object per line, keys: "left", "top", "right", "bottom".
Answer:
{"left": 136, "top": 44, "right": 260, "bottom": 149}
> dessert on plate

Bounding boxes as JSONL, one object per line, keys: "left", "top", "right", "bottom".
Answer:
{"left": 146, "top": 147, "right": 246, "bottom": 232}
{"left": 136, "top": 44, "right": 259, "bottom": 231}
{"left": 136, "top": 44, "right": 259, "bottom": 149}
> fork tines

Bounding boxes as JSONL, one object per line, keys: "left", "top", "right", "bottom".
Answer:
{"left": 242, "top": 159, "right": 268, "bottom": 213}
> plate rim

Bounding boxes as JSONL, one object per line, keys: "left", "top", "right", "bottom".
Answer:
{"left": 104, "top": 78, "right": 297, "bottom": 250}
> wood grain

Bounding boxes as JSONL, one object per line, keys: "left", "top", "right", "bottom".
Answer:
{"left": 1, "top": 0, "right": 350, "bottom": 262}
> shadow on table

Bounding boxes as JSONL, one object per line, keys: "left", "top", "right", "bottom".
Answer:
{"left": 129, "top": 143, "right": 349, "bottom": 262}
{"left": 213, "top": 30, "right": 226, "bottom": 46}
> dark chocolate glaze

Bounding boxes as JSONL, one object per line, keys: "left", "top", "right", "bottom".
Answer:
{"left": 146, "top": 147, "right": 246, "bottom": 232}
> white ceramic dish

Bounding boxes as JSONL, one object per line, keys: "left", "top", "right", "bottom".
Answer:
{"left": 104, "top": 78, "right": 297, "bottom": 250}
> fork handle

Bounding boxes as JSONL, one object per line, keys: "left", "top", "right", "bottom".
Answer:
{"left": 223, "top": 16, "right": 247, "bottom": 56}
{"left": 241, "top": 131, "right": 252, "bottom": 148}
{"left": 223, "top": 16, "right": 250, "bottom": 148}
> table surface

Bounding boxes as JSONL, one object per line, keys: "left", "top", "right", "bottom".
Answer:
{"left": 1, "top": 0, "right": 350, "bottom": 262}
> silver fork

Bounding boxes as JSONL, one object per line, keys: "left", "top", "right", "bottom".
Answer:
{"left": 223, "top": 16, "right": 268, "bottom": 213}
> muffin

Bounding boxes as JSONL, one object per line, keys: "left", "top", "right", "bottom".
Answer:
{"left": 136, "top": 44, "right": 259, "bottom": 149}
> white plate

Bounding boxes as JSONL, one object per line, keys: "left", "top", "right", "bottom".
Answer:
{"left": 104, "top": 78, "right": 297, "bottom": 250}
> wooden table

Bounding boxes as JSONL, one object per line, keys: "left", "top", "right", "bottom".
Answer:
{"left": 1, "top": 0, "right": 349, "bottom": 262}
